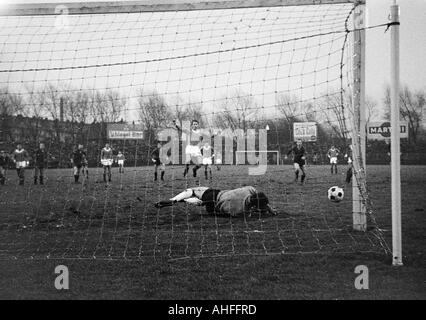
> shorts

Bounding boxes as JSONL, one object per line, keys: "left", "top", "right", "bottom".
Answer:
{"left": 153, "top": 158, "right": 162, "bottom": 166}
{"left": 16, "top": 161, "right": 27, "bottom": 169}
{"left": 201, "top": 188, "right": 221, "bottom": 213}
{"left": 215, "top": 158, "right": 222, "bottom": 165}
{"left": 117, "top": 160, "right": 124, "bottom": 166}
{"left": 185, "top": 145, "right": 202, "bottom": 164}
{"left": 202, "top": 157, "right": 212, "bottom": 165}
{"left": 330, "top": 157, "right": 338, "bottom": 164}
{"left": 101, "top": 159, "right": 113, "bottom": 166}
{"left": 293, "top": 162, "right": 304, "bottom": 170}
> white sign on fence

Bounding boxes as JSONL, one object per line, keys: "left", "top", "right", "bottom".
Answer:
{"left": 107, "top": 123, "right": 144, "bottom": 140}
{"left": 293, "top": 122, "right": 317, "bottom": 142}
{"left": 367, "top": 121, "right": 408, "bottom": 140}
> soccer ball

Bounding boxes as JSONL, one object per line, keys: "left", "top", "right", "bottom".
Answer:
{"left": 328, "top": 186, "right": 344, "bottom": 202}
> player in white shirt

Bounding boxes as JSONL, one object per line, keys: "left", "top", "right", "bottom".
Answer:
{"left": 12, "top": 144, "right": 30, "bottom": 185}
{"left": 173, "top": 119, "right": 203, "bottom": 178}
{"left": 116, "top": 151, "right": 125, "bottom": 174}
{"left": 101, "top": 143, "right": 113, "bottom": 182}
{"left": 200, "top": 141, "right": 214, "bottom": 180}
{"left": 327, "top": 145, "right": 340, "bottom": 174}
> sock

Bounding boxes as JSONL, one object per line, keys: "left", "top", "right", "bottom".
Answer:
{"left": 40, "top": 176, "right": 44, "bottom": 185}
{"left": 295, "top": 170, "right": 299, "bottom": 181}
{"left": 161, "top": 171, "right": 165, "bottom": 180}
{"left": 301, "top": 174, "right": 306, "bottom": 183}
{"left": 154, "top": 172, "right": 158, "bottom": 180}
{"left": 346, "top": 168, "right": 352, "bottom": 183}
{"left": 75, "top": 175, "right": 79, "bottom": 183}
{"left": 155, "top": 200, "right": 176, "bottom": 208}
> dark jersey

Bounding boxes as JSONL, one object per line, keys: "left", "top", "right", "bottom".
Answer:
{"left": 288, "top": 146, "right": 306, "bottom": 165}
{"left": 151, "top": 147, "right": 160, "bottom": 160}
{"left": 0, "top": 155, "right": 9, "bottom": 167}
{"left": 201, "top": 188, "right": 221, "bottom": 213}
{"left": 72, "top": 149, "right": 86, "bottom": 166}
{"left": 34, "top": 148, "right": 48, "bottom": 168}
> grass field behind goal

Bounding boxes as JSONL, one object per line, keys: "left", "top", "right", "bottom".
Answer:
{"left": 0, "top": 164, "right": 425, "bottom": 299}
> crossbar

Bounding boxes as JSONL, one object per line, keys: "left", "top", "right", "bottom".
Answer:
{"left": 1, "top": 0, "right": 364, "bottom": 16}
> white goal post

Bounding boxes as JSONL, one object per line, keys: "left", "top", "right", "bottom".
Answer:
{"left": 235, "top": 150, "right": 280, "bottom": 165}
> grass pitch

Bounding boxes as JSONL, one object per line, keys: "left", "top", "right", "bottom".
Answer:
{"left": 0, "top": 165, "right": 425, "bottom": 299}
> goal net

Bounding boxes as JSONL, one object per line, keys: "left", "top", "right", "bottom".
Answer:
{"left": 0, "top": 0, "right": 390, "bottom": 261}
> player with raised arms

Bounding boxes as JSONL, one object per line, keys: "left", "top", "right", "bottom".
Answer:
{"left": 101, "top": 143, "right": 114, "bottom": 183}
{"left": 153, "top": 185, "right": 277, "bottom": 217}
{"left": 286, "top": 139, "right": 307, "bottom": 184}
{"left": 327, "top": 145, "right": 340, "bottom": 175}
{"left": 173, "top": 119, "right": 202, "bottom": 178}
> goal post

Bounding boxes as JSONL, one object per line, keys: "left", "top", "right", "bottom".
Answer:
{"left": 351, "top": 2, "right": 367, "bottom": 232}
{"left": 235, "top": 150, "right": 280, "bottom": 166}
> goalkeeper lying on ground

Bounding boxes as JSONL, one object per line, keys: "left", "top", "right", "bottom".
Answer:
{"left": 153, "top": 186, "right": 277, "bottom": 217}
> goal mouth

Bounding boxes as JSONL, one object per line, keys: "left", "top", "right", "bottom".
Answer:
{"left": 0, "top": 0, "right": 390, "bottom": 261}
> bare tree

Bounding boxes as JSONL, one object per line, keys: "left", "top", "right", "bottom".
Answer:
{"left": 0, "top": 87, "right": 24, "bottom": 116}
{"left": 365, "top": 96, "right": 379, "bottom": 124}
{"left": 137, "top": 90, "right": 174, "bottom": 143}
{"left": 0, "top": 87, "right": 25, "bottom": 143}
{"left": 23, "top": 86, "right": 49, "bottom": 143}
{"left": 323, "top": 93, "right": 350, "bottom": 143}
{"left": 213, "top": 90, "right": 258, "bottom": 131}
{"left": 384, "top": 86, "right": 425, "bottom": 145}
{"left": 92, "top": 89, "right": 126, "bottom": 123}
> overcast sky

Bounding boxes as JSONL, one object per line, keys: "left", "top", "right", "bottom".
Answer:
{"left": 0, "top": 0, "right": 425, "bottom": 122}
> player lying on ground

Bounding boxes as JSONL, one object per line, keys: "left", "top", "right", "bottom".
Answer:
{"left": 153, "top": 186, "right": 277, "bottom": 216}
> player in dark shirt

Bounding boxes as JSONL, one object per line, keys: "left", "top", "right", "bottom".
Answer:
{"left": 286, "top": 139, "right": 307, "bottom": 184}
{"left": 33, "top": 143, "right": 49, "bottom": 185}
{"left": 71, "top": 144, "right": 86, "bottom": 183}
{"left": 0, "top": 150, "right": 10, "bottom": 185}
{"left": 151, "top": 142, "right": 165, "bottom": 181}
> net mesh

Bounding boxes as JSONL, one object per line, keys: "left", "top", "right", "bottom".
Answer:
{"left": 0, "top": 2, "right": 390, "bottom": 261}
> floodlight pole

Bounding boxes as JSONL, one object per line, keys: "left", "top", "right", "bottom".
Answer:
{"left": 390, "top": 1, "right": 403, "bottom": 266}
